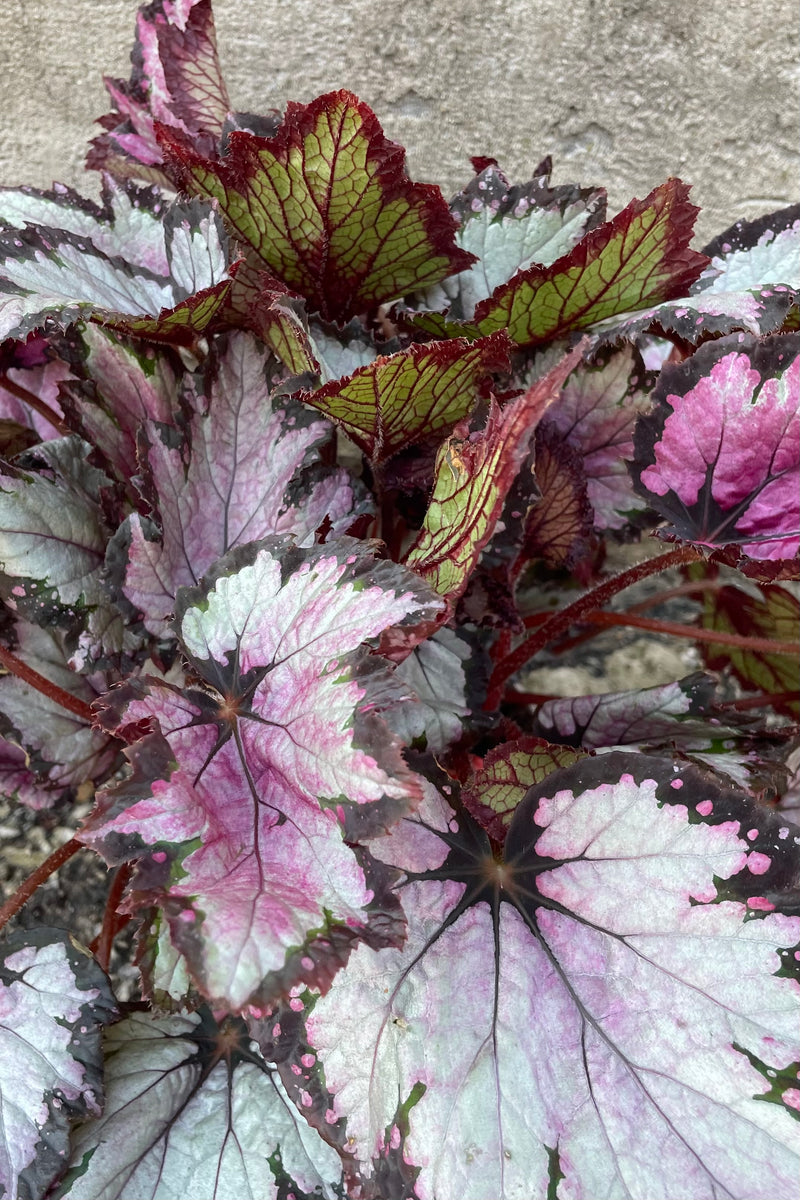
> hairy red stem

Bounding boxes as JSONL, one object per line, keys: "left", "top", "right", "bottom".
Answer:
{"left": 0, "top": 374, "right": 70, "bottom": 438}
{"left": 0, "top": 838, "right": 84, "bottom": 933}
{"left": 92, "top": 864, "right": 133, "bottom": 971}
{"left": 0, "top": 642, "right": 95, "bottom": 722}
{"left": 575, "top": 609, "right": 800, "bottom": 655}
{"left": 486, "top": 545, "right": 702, "bottom": 706}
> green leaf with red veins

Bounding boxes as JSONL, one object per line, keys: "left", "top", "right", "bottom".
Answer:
{"left": 593, "top": 206, "right": 800, "bottom": 347}
{"left": 417, "top": 162, "right": 606, "bottom": 320}
{"left": 87, "top": 0, "right": 230, "bottom": 187}
{"left": 543, "top": 344, "right": 655, "bottom": 530}
{"left": 305, "top": 755, "right": 800, "bottom": 1200}
{"left": 0, "top": 178, "right": 232, "bottom": 345}
{"left": 462, "top": 736, "right": 586, "bottom": 842}
{"left": 700, "top": 583, "right": 800, "bottom": 719}
{"left": 52, "top": 1009, "right": 344, "bottom": 1200}
{"left": 0, "top": 930, "right": 115, "bottom": 1200}
{"left": 82, "top": 538, "right": 443, "bottom": 1010}
{"left": 121, "top": 332, "right": 367, "bottom": 634}
{"left": 633, "top": 332, "right": 800, "bottom": 564}
{"left": 158, "top": 90, "right": 477, "bottom": 321}
{"left": 306, "top": 333, "right": 511, "bottom": 464}
{"left": 0, "top": 622, "right": 119, "bottom": 806}
{"left": 431, "top": 178, "right": 706, "bottom": 349}
{"left": 405, "top": 342, "right": 585, "bottom": 603}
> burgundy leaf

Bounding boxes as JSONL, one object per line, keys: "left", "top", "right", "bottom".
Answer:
{"left": 87, "top": 0, "right": 230, "bottom": 187}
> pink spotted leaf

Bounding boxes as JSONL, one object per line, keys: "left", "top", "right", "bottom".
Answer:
{"left": 305, "top": 754, "right": 800, "bottom": 1200}
{"left": 632, "top": 332, "right": 800, "bottom": 566}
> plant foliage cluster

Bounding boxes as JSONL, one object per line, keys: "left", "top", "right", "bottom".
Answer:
{"left": 0, "top": 3, "right": 798, "bottom": 1197}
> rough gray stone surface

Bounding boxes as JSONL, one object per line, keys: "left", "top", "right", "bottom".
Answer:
{"left": 0, "top": 0, "right": 797, "bottom": 245}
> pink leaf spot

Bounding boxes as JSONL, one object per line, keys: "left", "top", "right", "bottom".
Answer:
{"left": 746, "top": 829, "right": 759, "bottom": 841}
{"left": 325, "top": 1108, "right": 338, "bottom": 1124}
{"left": 290, "top": 997, "right": 304, "bottom": 1011}
{"left": 696, "top": 800, "right": 714, "bottom": 816}
{"left": 301, "top": 1053, "right": 315, "bottom": 1067}
{"left": 301, "top": 956, "right": 315, "bottom": 971}
{"left": 670, "top": 779, "right": 683, "bottom": 789}
{"left": 152, "top": 850, "right": 167, "bottom": 862}
{"left": 179, "top": 908, "right": 196, "bottom": 923}
{"left": 747, "top": 852, "right": 771, "bottom": 875}
{"left": 291, "top": 1063, "right": 302, "bottom": 1075}
{"left": 272, "top": 1023, "right": 281, "bottom": 1037}
{"left": 783, "top": 1089, "right": 800, "bottom": 1111}
{"left": 300, "top": 1089, "right": 313, "bottom": 1107}
{"left": 747, "top": 896, "right": 775, "bottom": 911}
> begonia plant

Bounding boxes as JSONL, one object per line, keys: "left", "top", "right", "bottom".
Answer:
{"left": 0, "top": 3, "right": 798, "bottom": 1198}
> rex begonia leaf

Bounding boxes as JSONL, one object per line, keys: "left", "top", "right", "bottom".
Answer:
{"left": 59, "top": 324, "right": 181, "bottom": 484}
{"left": 515, "top": 424, "right": 596, "bottom": 571}
{"left": 159, "top": 90, "right": 476, "bottom": 321}
{"left": 632, "top": 332, "right": 800, "bottom": 564}
{"left": 531, "top": 670, "right": 721, "bottom": 749}
{"left": 305, "top": 332, "right": 511, "bottom": 464}
{"left": 529, "top": 672, "right": 786, "bottom": 793}
{"left": 0, "top": 435, "right": 139, "bottom": 664}
{"left": 543, "top": 343, "right": 655, "bottom": 530}
{"left": 87, "top": 0, "right": 230, "bottom": 188}
{"left": 0, "top": 438, "right": 107, "bottom": 622}
{"left": 416, "top": 179, "right": 708, "bottom": 348}
{"left": 0, "top": 929, "right": 115, "bottom": 1200}
{"left": 0, "top": 333, "right": 71, "bottom": 442}
{"left": 305, "top": 754, "right": 800, "bottom": 1200}
{"left": 0, "top": 621, "right": 119, "bottom": 805}
{"left": 593, "top": 205, "right": 800, "bottom": 348}
{"left": 121, "top": 331, "right": 366, "bottom": 633}
{"left": 404, "top": 342, "right": 585, "bottom": 603}
{"left": 386, "top": 627, "right": 489, "bottom": 754}
{"left": 52, "top": 1008, "right": 344, "bottom": 1200}
{"left": 461, "top": 735, "right": 586, "bottom": 842}
{"left": 700, "top": 583, "right": 800, "bottom": 719}
{"left": 82, "top": 538, "right": 443, "bottom": 1009}
{"left": 0, "top": 177, "right": 232, "bottom": 345}
{"left": 417, "top": 161, "right": 606, "bottom": 320}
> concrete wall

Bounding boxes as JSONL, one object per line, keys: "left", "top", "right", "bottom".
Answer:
{"left": 0, "top": 0, "right": 796, "bottom": 246}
